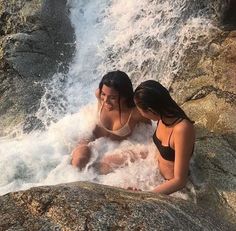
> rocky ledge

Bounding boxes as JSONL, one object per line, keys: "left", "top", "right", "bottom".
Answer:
{"left": 0, "top": 181, "right": 233, "bottom": 231}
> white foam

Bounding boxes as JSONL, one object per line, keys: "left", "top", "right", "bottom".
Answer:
{"left": 0, "top": 109, "right": 158, "bottom": 195}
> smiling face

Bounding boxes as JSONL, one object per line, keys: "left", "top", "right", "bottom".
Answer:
{"left": 100, "top": 85, "right": 121, "bottom": 111}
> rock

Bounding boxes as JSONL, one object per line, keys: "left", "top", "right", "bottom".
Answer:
{"left": 0, "top": 181, "right": 232, "bottom": 230}
{"left": 191, "top": 135, "right": 236, "bottom": 223}
{"left": 222, "top": 0, "right": 236, "bottom": 29}
{"left": 208, "top": 43, "right": 221, "bottom": 57}
{"left": 169, "top": 24, "right": 236, "bottom": 226}
{"left": 166, "top": 1, "right": 236, "bottom": 225}
{"left": 0, "top": 0, "right": 75, "bottom": 135}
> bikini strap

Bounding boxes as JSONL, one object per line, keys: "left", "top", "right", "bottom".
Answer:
{"left": 119, "top": 108, "right": 133, "bottom": 126}
{"left": 127, "top": 108, "right": 133, "bottom": 122}
{"left": 167, "top": 118, "right": 184, "bottom": 146}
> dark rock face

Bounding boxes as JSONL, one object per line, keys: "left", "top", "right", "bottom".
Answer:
{"left": 0, "top": 0, "right": 75, "bottom": 135}
{"left": 222, "top": 0, "right": 236, "bottom": 29}
{"left": 0, "top": 182, "right": 232, "bottom": 231}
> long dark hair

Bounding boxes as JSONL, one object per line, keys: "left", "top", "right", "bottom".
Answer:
{"left": 134, "top": 80, "right": 192, "bottom": 125}
{"left": 99, "top": 70, "right": 135, "bottom": 108}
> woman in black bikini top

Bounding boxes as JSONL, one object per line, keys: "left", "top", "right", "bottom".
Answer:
{"left": 152, "top": 120, "right": 177, "bottom": 162}
{"left": 134, "top": 80, "right": 195, "bottom": 195}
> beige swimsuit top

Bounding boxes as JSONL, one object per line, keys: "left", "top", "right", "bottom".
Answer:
{"left": 98, "top": 103, "right": 133, "bottom": 137}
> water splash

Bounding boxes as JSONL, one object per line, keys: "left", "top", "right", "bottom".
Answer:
{"left": 37, "top": 0, "right": 220, "bottom": 126}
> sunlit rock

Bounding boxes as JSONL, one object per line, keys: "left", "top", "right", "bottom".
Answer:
{"left": 0, "top": 181, "right": 232, "bottom": 230}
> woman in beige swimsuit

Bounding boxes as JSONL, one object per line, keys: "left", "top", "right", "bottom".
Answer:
{"left": 71, "top": 70, "right": 150, "bottom": 171}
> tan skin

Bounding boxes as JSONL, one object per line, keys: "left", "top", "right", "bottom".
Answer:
{"left": 134, "top": 107, "right": 195, "bottom": 195}
{"left": 71, "top": 85, "right": 150, "bottom": 171}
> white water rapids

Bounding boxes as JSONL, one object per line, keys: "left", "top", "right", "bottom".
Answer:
{"left": 0, "top": 0, "right": 219, "bottom": 198}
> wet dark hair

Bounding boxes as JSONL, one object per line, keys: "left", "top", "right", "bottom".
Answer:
{"left": 99, "top": 70, "right": 135, "bottom": 108}
{"left": 134, "top": 80, "right": 192, "bottom": 125}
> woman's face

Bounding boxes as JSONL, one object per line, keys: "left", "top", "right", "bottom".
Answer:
{"left": 100, "top": 85, "right": 120, "bottom": 111}
{"left": 136, "top": 106, "right": 160, "bottom": 121}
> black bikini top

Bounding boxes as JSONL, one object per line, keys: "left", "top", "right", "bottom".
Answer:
{"left": 152, "top": 119, "right": 183, "bottom": 162}
{"left": 153, "top": 130, "right": 175, "bottom": 161}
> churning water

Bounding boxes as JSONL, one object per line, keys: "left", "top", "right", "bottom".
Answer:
{"left": 0, "top": 0, "right": 220, "bottom": 197}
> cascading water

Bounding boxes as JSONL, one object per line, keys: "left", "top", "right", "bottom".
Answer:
{"left": 0, "top": 0, "right": 221, "bottom": 197}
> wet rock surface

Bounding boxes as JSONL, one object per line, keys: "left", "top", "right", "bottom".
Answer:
{"left": 0, "top": 181, "right": 233, "bottom": 231}
{"left": 170, "top": 29, "right": 236, "bottom": 226}
{"left": 0, "top": 0, "right": 75, "bottom": 135}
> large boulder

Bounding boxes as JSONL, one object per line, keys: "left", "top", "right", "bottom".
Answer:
{"left": 0, "top": 0, "right": 75, "bottom": 135}
{"left": 170, "top": 21, "right": 236, "bottom": 227}
{"left": 0, "top": 181, "right": 232, "bottom": 230}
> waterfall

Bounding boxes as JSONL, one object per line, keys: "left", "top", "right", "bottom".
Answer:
{"left": 0, "top": 0, "right": 221, "bottom": 196}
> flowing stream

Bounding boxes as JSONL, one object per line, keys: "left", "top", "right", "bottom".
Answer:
{"left": 0, "top": 0, "right": 220, "bottom": 197}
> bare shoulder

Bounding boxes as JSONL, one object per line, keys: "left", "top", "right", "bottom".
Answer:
{"left": 174, "top": 119, "right": 195, "bottom": 137}
{"left": 131, "top": 107, "right": 151, "bottom": 124}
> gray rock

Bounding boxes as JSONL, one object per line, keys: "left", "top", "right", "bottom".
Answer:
{"left": 0, "top": 181, "right": 232, "bottom": 231}
{"left": 0, "top": 0, "right": 75, "bottom": 135}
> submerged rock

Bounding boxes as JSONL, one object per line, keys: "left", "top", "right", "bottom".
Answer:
{"left": 0, "top": 181, "right": 232, "bottom": 231}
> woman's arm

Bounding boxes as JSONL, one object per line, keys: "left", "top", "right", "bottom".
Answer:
{"left": 152, "top": 121, "right": 195, "bottom": 195}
